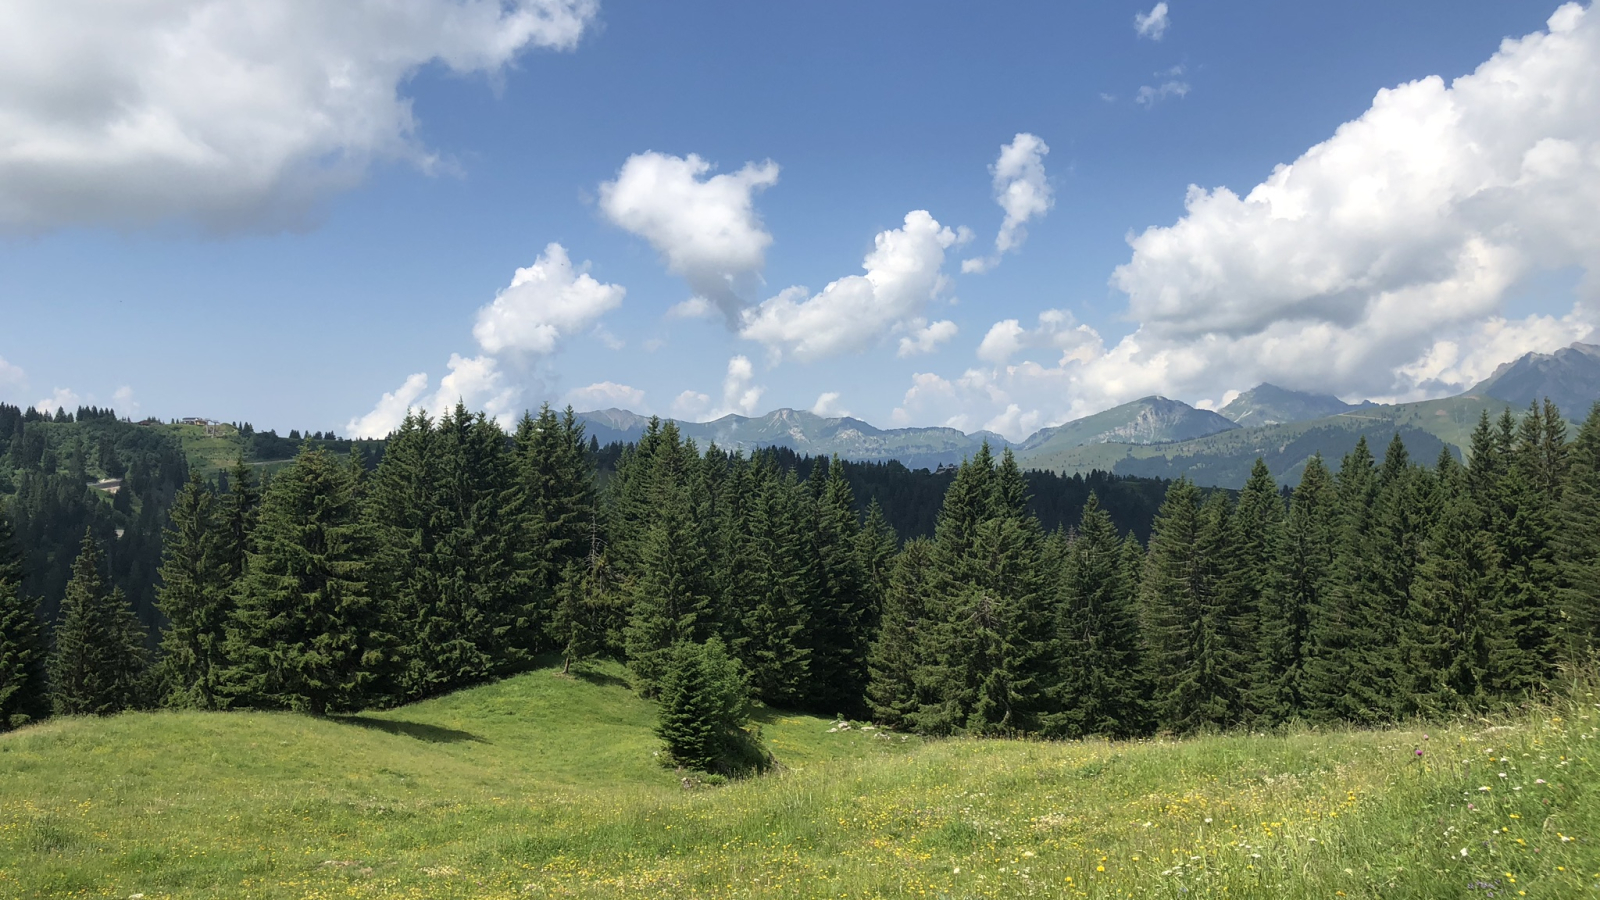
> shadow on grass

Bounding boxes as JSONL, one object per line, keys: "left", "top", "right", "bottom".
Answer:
{"left": 570, "top": 666, "right": 631, "bottom": 689}
{"left": 331, "top": 715, "right": 488, "bottom": 745}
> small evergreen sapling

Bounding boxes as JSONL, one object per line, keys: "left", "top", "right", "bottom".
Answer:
{"left": 654, "top": 639, "right": 761, "bottom": 774}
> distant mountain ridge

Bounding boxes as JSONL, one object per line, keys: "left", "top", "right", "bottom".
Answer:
{"left": 575, "top": 407, "right": 1002, "bottom": 470}
{"left": 1471, "top": 342, "right": 1600, "bottom": 416}
{"left": 1219, "top": 384, "right": 1370, "bottom": 427}
{"left": 576, "top": 341, "right": 1600, "bottom": 486}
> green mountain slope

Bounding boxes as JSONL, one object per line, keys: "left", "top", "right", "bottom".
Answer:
{"left": 3, "top": 662, "right": 1595, "bottom": 898}
{"left": 1018, "top": 395, "right": 1522, "bottom": 488}
{"left": 1014, "top": 395, "right": 1238, "bottom": 456}
{"left": 1219, "top": 383, "right": 1366, "bottom": 427}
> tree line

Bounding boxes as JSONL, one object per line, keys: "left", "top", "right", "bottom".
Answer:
{"left": 2, "top": 400, "right": 1595, "bottom": 759}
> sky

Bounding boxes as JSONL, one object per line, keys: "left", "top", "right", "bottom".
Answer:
{"left": 1, "top": 0, "right": 1595, "bottom": 440}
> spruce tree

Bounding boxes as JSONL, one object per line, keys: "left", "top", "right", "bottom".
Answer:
{"left": 1557, "top": 402, "right": 1600, "bottom": 655}
{"left": 48, "top": 529, "right": 148, "bottom": 716}
{"left": 227, "top": 447, "right": 385, "bottom": 715}
{"left": 1224, "top": 460, "right": 1281, "bottom": 703}
{"left": 655, "top": 638, "right": 754, "bottom": 773}
{"left": 1251, "top": 454, "right": 1333, "bottom": 723}
{"left": 155, "top": 473, "right": 232, "bottom": 709}
{"left": 866, "top": 538, "right": 934, "bottom": 728}
{"left": 1486, "top": 404, "right": 1564, "bottom": 699}
{"left": 624, "top": 445, "right": 717, "bottom": 695}
{"left": 1302, "top": 437, "right": 1383, "bottom": 723}
{"left": 1049, "top": 492, "right": 1146, "bottom": 737}
{"left": 517, "top": 405, "right": 598, "bottom": 650}
{"left": 806, "top": 457, "right": 871, "bottom": 714}
{"left": 0, "top": 511, "right": 47, "bottom": 729}
{"left": 218, "top": 455, "right": 260, "bottom": 585}
{"left": 1140, "top": 480, "right": 1240, "bottom": 732}
{"left": 1409, "top": 449, "right": 1495, "bottom": 713}
{"left": 734, "top": 467, "right": 813, "bottom": 706}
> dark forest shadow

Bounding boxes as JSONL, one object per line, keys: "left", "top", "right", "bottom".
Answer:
{"left": 332, "top": 715, "right": 488, "bottom": 744}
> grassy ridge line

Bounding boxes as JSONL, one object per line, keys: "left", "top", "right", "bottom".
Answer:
{"left": 1, "top": 664, "right": 1597, "bottom": 899}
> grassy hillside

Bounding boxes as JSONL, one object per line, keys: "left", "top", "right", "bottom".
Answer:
{"left": 1019, "top": 395, "right": 1527, "bottom": 488}
{"left": 3, "top": 663, "right": 1597, "bottom": 899}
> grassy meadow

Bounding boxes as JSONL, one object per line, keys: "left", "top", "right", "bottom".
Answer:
{"left": 2, "top": 663, "right": 1597, "bottom": 899}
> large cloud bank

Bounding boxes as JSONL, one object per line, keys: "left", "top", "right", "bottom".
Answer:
{"left": 0, "top": 0, "right": 597, "bottom": 231}
{"left": 909, "top": 3, "right": 1600, "bottom": 439}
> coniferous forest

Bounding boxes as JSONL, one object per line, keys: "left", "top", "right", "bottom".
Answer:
{"left": 2, "top": 398, "right": 1597, "bottom": 764}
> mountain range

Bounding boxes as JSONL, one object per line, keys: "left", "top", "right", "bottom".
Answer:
{"left": 576, "top": 341, "right": 1600, "bottom": 489}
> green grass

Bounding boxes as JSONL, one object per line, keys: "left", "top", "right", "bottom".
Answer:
{"left": 2, "top": 664, "right": 1597, "bottom": 899}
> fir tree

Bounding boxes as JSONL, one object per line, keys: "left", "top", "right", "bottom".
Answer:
{"left": 1409, "top": 449, "right": 1495, "bottom": 713}
{"left": 0, "top": 512, "right": 47, "bottom": 729}
{"left": 155, "top": 473, "right": 231, "bottom": 709}
{"left": 218, "top": 455, "right": 260, "bottom": 584}
{"left": 1558, "top": 402, "right": 1600, "bottom": 655}
{"left": 1049, "top": 492, "right": 1147, "bottom": 737}
{"left": 866, "top": 538, "right": 934, "bottom": 728}
{"left": 1251, "top": 454, "right": 1333, "bottom": 723}
{"left": 1224, "top": 459, "right": 1281, "bottom": 704}
{"left": 624, "top": 444, "right": 717, "bottom": 695}
{"left": 806, "top": 457, "right": 871, "bottom": 714}
{"left": 1302, "top": 437, "right": 1384, "bottom": 723}
{"left": 48, "top": 529, "right": 148, "bottom": 716}
{"left": 734, "top": 467, "right": 813, "bottom": 706}
{"left": 1486, "top": 404, "right": 1565, "bottom": 698}
{"left": 654, "top": 638, "right": 755, "bottom": 773}
{"left": 516, "top": 405, "right": 598, "bottom": 649}
{"left": 226, "top": 447, "right": 385, "bottom": 715}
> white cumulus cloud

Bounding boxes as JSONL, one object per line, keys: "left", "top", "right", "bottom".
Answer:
{"left": 34, "top": 387, "right": 82, "bottom": 415}
{"left": 347, "top": 353, "right": 519, "bottom": 438}
{"left": 472, "top": 243, "right": 625, "bottom": 356}
{"left": 739, "top": 210, "right": 959, "bottom": 361}
{"left": 1135, "top": 69, "right": 1190, "bottom": 107}
{"left": 599, "top": 151, "right": 779, "bottom": 324}
{"left": 963, "top": 133, "right": 1054, "bottom": 274}
{"left": 1135, "top": 2, "right": 1170, "bottom": 40}
{"left": 564, "top": 381, "right": 646, "bottom": 411}
{"left": 0, "top": 0, "right": 598, "bottom": 232}
{"left": 976, "top": 309, "right": 1102, "bottom": 365}
{"left": 811, "top": 391, "right": 850, "bottom": 418}
{"left": 717, "top": 355, "right": 765, "bottom": 417}
{"left": 897, "top": 319, "right": 959, "bottom": 357}
{"left": 0, "top": 356, "right": 24, "bottom": 394}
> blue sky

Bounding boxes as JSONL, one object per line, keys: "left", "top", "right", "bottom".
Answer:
{"left": 0, "top": 0, "right": 1592, "bottom": 439}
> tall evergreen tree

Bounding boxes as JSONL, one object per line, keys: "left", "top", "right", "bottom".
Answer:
{"left": 1558, "top": 402, "right": 1600, "bottom": 655}
{"left": 0, "top": 511, "right": 47, "bottom": 728}
{"left": 1409, "top": 449, "right": 1496, "bottom": 713}
{"left": 623, "top": 443, "right": 717, "bottom": 695}
{"left": 1140, "top": 481, "right": 1242, "bottom": 732}
{"left": 155, "top": 473, "right": 232, "bottom": 708}
{"left": 1049, "top": 492, "right": 1146, "bottom": 737}
{"left": 227, "top": 447, "right": 385, "bottom": 715}
{"left": 516, "top": 405, "right": 598, "bottom": 648}
{"left": 1302, "top": 437, "right": 1385, "bottom": 723}
{"left": 218, "top": 455, "right": 260, "bottom": 584}
{"left": 1486, "top": 403, "right": 1565, "bottom": 698}
{"left": 1223, "top": 459, "right": 1281, "bottom": 710}
{"left": 806, "top": 457, "right": 872, "bottom": 714}
{"left": 48, "top": 529, "right": 148, "bottom": 716}
{"left": 1251, "top": 454, "right": 1333, "bottom": 723}
{"left": 866, "top": 538, "right": 934, "bottom": 728}
{"left": 733, "top": 466, "right": 813, "bottom": 706}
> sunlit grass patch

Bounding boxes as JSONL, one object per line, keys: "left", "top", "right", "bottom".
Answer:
{"left": 2, "top": 663, "right": 1596, "bottom": 898}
